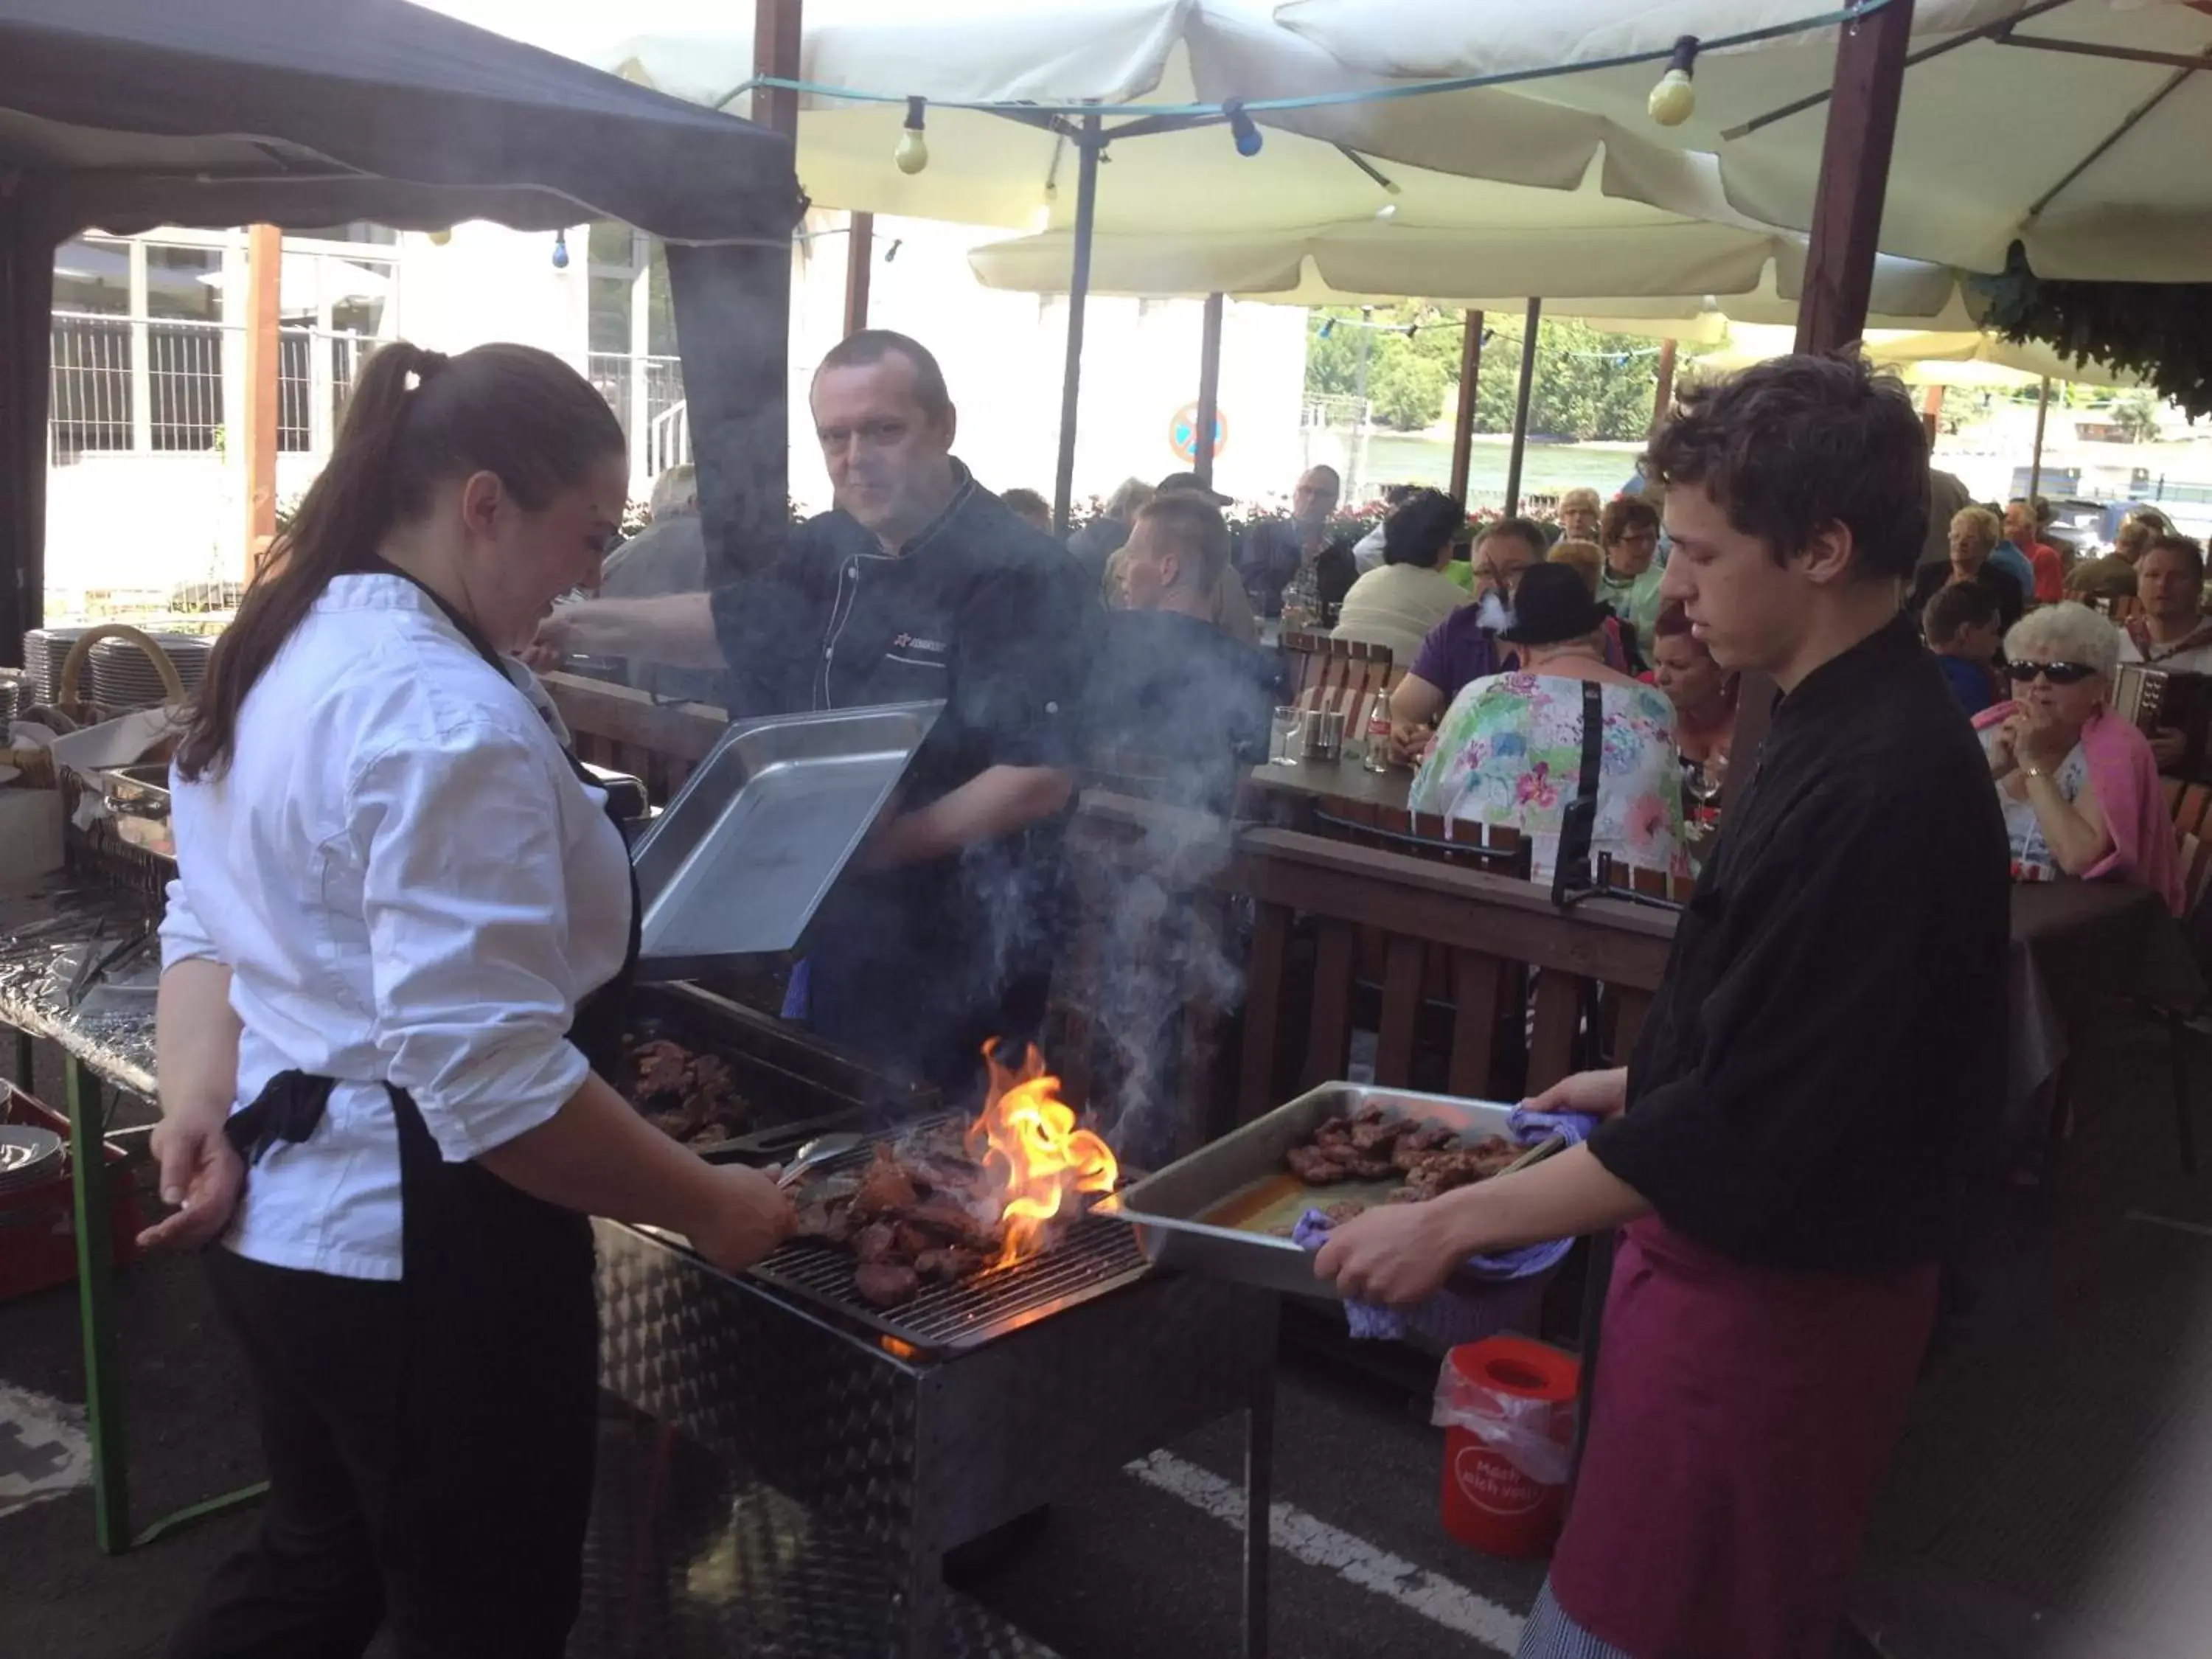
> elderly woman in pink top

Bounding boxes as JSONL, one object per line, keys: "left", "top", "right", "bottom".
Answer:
{"left": 1974, "top": 602, "right": 2182, "bottom": 911}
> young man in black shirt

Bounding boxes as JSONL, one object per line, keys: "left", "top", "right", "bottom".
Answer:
{"left": 1318, "top": 354, "right": 2008, "bottom": 1659}
{"left": 1088, "top": 492, "right": 1281, "bottom": 814}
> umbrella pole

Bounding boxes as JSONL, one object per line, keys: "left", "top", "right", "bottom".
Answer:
{"left": 1794, "top": 0, "right": 1915, "bottom": 352}
{"left": 242, "top": 225, "right": 281, "bottom": 574}
{"left": 2028, "top": 375, "right": 2051, "bottom": 503}
{"left": 1052, "top": 114, "right": 1102, "bottom": 538}
{"left": 1447, "top": 309, "right": 1484, "bottom": 507}
{"left": 1503, "top": 299, "right": 1542, "bottom": 515}
{"left": 1195, "top": 291, "right": 1224, "bottom": 487}
{"left": 843, "top": 211, "right": 874, "bottom": 335}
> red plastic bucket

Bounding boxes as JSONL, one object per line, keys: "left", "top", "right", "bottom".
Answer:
{"left": 1437, "top": 1335, "right": 1580, "bottom": 1559}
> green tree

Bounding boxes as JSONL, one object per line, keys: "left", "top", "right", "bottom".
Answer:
{"left": 1304, "top": 306, "right": 1661, "bottom": 441}
{"left": 2112, "top": 389, "right": 2163, "bottom": 444}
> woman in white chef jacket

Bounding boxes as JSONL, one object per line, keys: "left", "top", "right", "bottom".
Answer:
{"left": 142, "top": 341, "right": 793, "bottom": 1659}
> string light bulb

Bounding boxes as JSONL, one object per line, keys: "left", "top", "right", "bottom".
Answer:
{"left": 550, "top": 229, "right": 569, "bottom": 270}
{"left": 1318, "top": 318, "right": 1335, "bottom": 340}
{"left": 1648, "top": 36, "right": 1700, "bottom": 127}
{"left": 1373, "top": 201, "right": 1397, "bottom": 222}
{"left": 1225, "top": 99, "right": 1263, "bottom": 159}
{"left": 427, "top": 227, "right": 452, "bottom": 247}
{"left": 894, "top": 96, "right": 930, "bottom": 175}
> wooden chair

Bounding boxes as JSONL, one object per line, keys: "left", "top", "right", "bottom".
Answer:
{"left": 2172, "top": 781, "right": 2212, "bottom": 841}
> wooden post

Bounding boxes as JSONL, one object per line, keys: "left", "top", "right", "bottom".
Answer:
{"left": 753, "top": 0, "right": 801, "bottom": 140}
{"left": 1793, "top": 0, "right": 1916, "bottom": 354}
{"left": 1921, "top": 382, "right": 1945, "bottom": 445}
{"left": 1651, "top": 338, "right": 1678, "bottom": 428}
{"left": 240, "top": 224, "right": 282, "bottom": 569}
{"left": 1194, "top": 291, "right": 1224, "bottom": 486}
{"left": 843, "top": 210, "right": 874, "bottom": 336}
{"left": 2028, "top": 375, "right": 2052, "bottom": 502}
{"left": 1051, "top": 114, "right": 1102, "bottom": 538}
{"left": 1502, "top": 299, "right": 1542, "bottom": 515}
{"left": 1447, "top": 308, "right": 1484, "bottom": 507}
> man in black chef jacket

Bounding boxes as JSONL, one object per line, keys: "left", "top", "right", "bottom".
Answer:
{"left": 536, "top": 331, "right": 1094, "bottom": 1091}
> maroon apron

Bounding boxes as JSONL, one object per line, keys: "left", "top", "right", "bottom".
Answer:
{"left": 1547, "top": 1217, "right": 1936, "bottom": 1659}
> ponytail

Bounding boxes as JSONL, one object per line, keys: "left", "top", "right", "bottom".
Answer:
{"left": 175, "top": 341, "right": 625, "bottom": 781}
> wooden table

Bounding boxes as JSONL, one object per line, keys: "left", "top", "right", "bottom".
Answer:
{"left": 1239, "top": 756, "right": 1413, "bottom": 821}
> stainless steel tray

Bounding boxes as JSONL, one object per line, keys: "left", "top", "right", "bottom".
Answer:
{"left": 1099, "top": 1084, "right": 1521, "bottom": 1299}
{"left": 630, "top": 702, "right": 942, "bottom": 977}
{"left": 100, "top": 762, "right": 175, "bottom": 858}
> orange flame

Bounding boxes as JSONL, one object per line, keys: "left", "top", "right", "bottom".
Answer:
{"left": 967, "top": 1043, "right": 1119, "bottom": 1267}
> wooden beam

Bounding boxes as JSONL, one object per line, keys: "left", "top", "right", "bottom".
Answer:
{"left": 1502, "top": 299, "right": 1542, "bottom": 514}
{"left": 1651, "top": 338, "right": 1678, "bottom": 429}
{"left": 1795, "top": 0, "right": 1916, "bottom": 355}
{"left": 241, "top": 224, "right": 282, "bottom": 570}
{"left": 842, "top": 209, "right": 874, "bottom": 336}
{"left": 1921, "top": 381, "right": 1945, "bottom": 445}
{"left": 2028, "top": 375, "right": 2052, "bottom": 501}
{"left": 752, "top": 0, "right": 802, "bottom": 141}
{"left": 1194, "top": 291, "right": 1224, "bottom": 486}
{"left": 1447, "top": 309, "right": 1484, "bottom": 507}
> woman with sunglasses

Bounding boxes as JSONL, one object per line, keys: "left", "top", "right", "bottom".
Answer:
{"left": 1973, "top": 602, "right": 2181, "bottom": 907}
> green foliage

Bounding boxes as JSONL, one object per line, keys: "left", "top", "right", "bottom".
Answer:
{"left": 2111, "top": 389, "right": 2163, "bottom": 444}
{"left": 1304, "top": 304, "right": 1661, "bottom": 442}
{"left": 1970, "top": 243, "right": 2211, "bottom": 422}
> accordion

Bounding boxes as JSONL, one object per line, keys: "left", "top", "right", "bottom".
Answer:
{"left": 2113, "top": 665, "right": 2212, "bottom": 779}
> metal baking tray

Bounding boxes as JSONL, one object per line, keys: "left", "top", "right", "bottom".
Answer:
{"left": 1097, "top": 1084, "right": 1522, "bottom": 1300}
{"left": 100, "top": 762, "right": 175, "bottom": 858}
{"left": 630, "top": 702, "right": 942, "bottom": 977}
{"left": 622, "top": 981, "right": 939, "bottom": 1164}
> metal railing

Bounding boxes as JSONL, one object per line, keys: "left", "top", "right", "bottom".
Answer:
{"left": 49, "top": 311, "right": 376, "bottom": 463}
{"left": 588, "top": 351, "right": 686, "bottom": 483}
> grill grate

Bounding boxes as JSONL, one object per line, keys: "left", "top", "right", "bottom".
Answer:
{"left": 748, "top": 1122, "right": 1151, "bottom": 1357}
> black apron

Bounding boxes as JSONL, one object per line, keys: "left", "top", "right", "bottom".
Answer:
{"left": 218, "top": 582, "right": 639, "bottom": 1650}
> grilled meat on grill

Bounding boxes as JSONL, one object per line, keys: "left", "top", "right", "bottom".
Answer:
{"left": 854, "top": 1262, "right": 921, "bottom": 1307}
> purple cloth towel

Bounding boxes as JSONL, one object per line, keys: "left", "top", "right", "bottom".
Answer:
{"left": 1293, "top": 1106, "right": 1598, "bottom": 1341}
{"left": 779, "top": 957, "right": 810, "bottom": 1021}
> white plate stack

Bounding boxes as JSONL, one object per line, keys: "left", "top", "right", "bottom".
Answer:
{"left": 21, "top": 627, "right": 93, "bottom": 705}
{"left": 88, "top": 634, "right": 212, "bottom": 711}
{"left": 0, "top": 1125, "right": 66, "bottom": 1194}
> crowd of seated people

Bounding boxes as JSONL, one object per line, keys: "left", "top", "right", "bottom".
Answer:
{"left": 1910, "top": 506, "right": 2027, "bottom": 636}
{"left": 1596, "top": 496, "right": 1666, "bottom": 662}
{"left": 2065, "top": 507, "right": 2172, "bottom": 601}
{"left": 1543, "top": 537, "right": 1638, "bottom": 675}
{"left": 1924, "top": 580, "right": 2005, "bottom": 717}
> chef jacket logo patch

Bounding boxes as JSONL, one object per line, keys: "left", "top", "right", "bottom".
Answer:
{"left": 890, "top": 634, "right": 949, "bottom": 654}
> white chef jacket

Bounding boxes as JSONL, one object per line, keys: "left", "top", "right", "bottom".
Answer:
{"left": 159, "top": 574, "right": 633, "bottom": 1281}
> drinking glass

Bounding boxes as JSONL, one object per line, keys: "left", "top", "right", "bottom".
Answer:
{"left": 1270, "top": 705, "right": 1306, "bottom": 767}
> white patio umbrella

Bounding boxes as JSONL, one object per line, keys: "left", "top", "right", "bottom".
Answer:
{"left": 1273, "top": 0, "right": 2212, "bottom": 281}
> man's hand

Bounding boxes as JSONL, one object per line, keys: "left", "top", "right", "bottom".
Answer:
{"left": 1313, "top": 1198, "right": 1467, "bottom": 1305}
{"left": 136, "top": 1110, "right": 246, "bottom": 1251}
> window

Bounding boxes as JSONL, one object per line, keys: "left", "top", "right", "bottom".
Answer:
{"left": 583, "top": 222, "right": 685, "bottom": 477}
{"left": 49, "top": 231, "right": 399, "bottom": 462}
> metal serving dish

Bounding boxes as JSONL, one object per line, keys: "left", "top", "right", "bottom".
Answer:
{"left": 630, "top": 702, "right": 942, "bottom": 978}
{"left": 100, "top": 762, "right": 176, "bottom": 858}
{"left": 624, "top": 981, "right": 936, "bottom": 1164}
{"left": 1099, "top": 1083, "right": 1521, "bottom": 1299}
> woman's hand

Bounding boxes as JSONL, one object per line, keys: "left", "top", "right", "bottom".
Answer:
{"left": 2014, "top": 714, "right": 2076, "bottom": 776}
{"left": 136, "top": 1108, "right": 245, "bottom": 1251}
{"left": 1523, "top": 1066, "right": 1630, "bottom": 1120}
{"left": 1986, "top": 717, "right": 2022, "bottom": 779}
{"left": 1313, "top": 1197, "right": 1468, "bottom": 1306}
{"left": 686, "top": 1163, "right": 796, "bottom": 1274}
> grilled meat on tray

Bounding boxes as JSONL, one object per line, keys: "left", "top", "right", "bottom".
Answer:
{"left": 622, "top": 1037, "right": 753, "bottom": 1149}
{"left": 1282, "top": 1106, "right": 1523, "bottom": 1205}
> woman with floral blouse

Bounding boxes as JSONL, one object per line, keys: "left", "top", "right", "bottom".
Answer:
{"left": 1410, "top": 561, "right": 1688, "bottom": 883}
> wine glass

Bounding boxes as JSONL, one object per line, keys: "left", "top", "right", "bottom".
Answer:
{"left": 1270, "top": 705, "right": 1306, "bottom": 767}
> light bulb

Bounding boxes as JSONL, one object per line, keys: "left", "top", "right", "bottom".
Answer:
{"left": 1373, "top": 202, "right": 1397, "bottom": 222}
{"left": 428, "top": 227, "right": 452, "bottom": 247}
{"left": 550, "top": 229, "right": 569, "bottom": 270}
{"left": 1649, "top": 69, "right": 1696, "bottom": 127}
{"left": 1649, "top": 35, "right": 1700, "bottom": 128}
{"left": 895, "top": 95, "right": 929, "bottom": 175}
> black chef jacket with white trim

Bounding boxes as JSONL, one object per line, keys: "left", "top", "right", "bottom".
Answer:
{"left": 707, "top": 463, "right": 1096, "bottom": 1080}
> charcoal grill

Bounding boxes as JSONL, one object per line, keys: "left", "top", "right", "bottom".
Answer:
{"left": 744, "top": 1120, "right": 1150, "bottom": 1357}
{"left": 590, "top": 1122, "right": 1279, "bottom": 1658}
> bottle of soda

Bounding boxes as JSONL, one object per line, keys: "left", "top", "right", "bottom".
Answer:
{"left": 1362, "top": 689, "right": 1393, "bottom": 773}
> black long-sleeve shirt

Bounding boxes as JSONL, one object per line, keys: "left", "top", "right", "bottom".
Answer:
{"left": 1590, "top": 616, "right": 2009, "bottom": 1273}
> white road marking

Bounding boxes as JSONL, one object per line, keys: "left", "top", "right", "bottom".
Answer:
{"left": 1122, "top": 1448, "right": 1525, "bottom": 1655}
{"left": 0, "top": 1383, "right": 91, "bottom": 1519}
